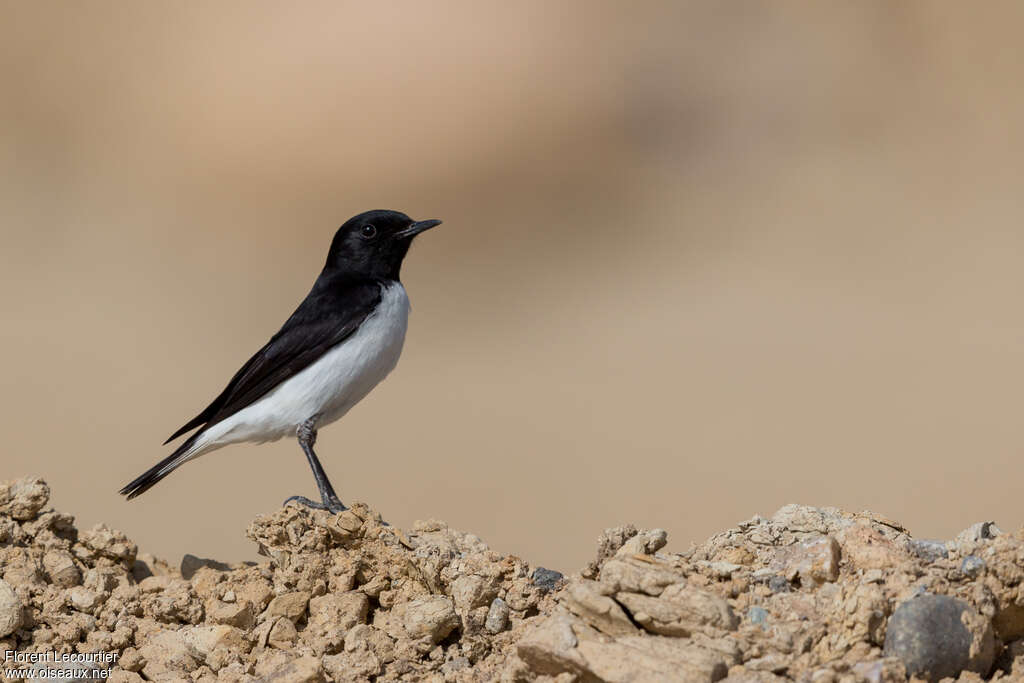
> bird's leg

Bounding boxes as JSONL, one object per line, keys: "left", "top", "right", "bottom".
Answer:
{"left": 283, "top": 418, "right": 347, "bottom": 513}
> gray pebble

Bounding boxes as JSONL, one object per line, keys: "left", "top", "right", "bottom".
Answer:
{"left": 883, "top": 593, "right": 995, "bottom": 682}
{"left": 960, "top": 555, "right": 985, "bottom": 578}
{"left": 484, "top": 597, "right": 509, "bottom": 634}
{"left": 909, "top": 539, "right": 949, "bottom": 562}
{"left": 768, "top": 575, "right": 790, "bottom": 593}
{"left": 747, "top": 606, "right": 769, "bottom": 630}
{"left": 531, "top": 567, "right": 564, "bottom": 592}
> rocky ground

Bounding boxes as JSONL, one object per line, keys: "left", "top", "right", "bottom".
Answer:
{"left": 1, "top": 477, "right": 1024, "bottom": 682}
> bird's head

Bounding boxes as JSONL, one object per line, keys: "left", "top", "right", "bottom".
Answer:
{"left": 325, "top": 210, "right": 441, "bottom": 280}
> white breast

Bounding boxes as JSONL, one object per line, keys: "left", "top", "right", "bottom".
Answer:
{"left": 187, "top": 282, "right": 410, "bottom": 458}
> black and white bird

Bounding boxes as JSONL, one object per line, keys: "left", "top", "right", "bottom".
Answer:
{"left": 120, "top": 210, "right": 441, "bottom": 512}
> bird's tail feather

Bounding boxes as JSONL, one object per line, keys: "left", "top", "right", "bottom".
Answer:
{"left": 119, "top": 432, "right": 203, "bottom": 500}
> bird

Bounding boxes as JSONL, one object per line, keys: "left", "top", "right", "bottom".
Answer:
{"left": 120, "top": 209, "right": 441, "bottom": 513}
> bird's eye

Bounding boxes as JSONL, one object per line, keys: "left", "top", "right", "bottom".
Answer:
{"left": 360, "top": 225, "right": 377, "bottom": 239}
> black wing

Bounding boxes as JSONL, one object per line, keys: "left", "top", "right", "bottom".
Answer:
{"left": 164, "top": 274, "right": 385, "bottom": 444}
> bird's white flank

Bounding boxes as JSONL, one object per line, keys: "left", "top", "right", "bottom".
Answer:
{"left": 159, "top": 282, "right": 410, "bottom": 473}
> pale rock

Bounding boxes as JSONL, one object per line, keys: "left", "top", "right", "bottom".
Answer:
{"left": 450, "top": 574, "right": 498, "bottom": 612}
{"left": 561, "top": 580, "right": 638, "bottom": 636}
{"left": 139, "top": 629, "right": 200, "bottom": 680}
{"left": 0, "top": 580, "right": 22, "bottom": 638}
{"left": 43, "top": 549, "right": 81, "bottom": 588}
{"left": 68, "top": 586, "right": 103, "bottom": 614}
{"left": 267, "top": 617, "right": 298, "bottom": 649}
{"left": 615, "top": 528, "right": 668, "bottom": 557}
{"left": 262, "top": 591, "right": 310, "bottom": 622}
{"left": 599, "top": 555, "right": 685, "bottom": 596}
{"left": 206, "top": 598, "right": 255, "bottom": 630}
{"left": 615, "top": 583, "right": 738, "bottom": 637}
{"left": 181, "top": 624, "right": 248, "bottom": 660}
{"left": 0, "top": 477, "right": 50, "bottom": 521}
{"left": 775, "top": 536, "right": 840, "bottom": 586}
{"left": 402, "top": 596, "right": 460, "bottom": 649}
{"left": 255, "top": 654, "right": 325, "bottom": 683}
{"left": 306, "top": 591, "right": 369, "bottom": 653}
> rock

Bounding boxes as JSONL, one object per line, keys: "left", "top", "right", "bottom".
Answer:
{"left": 139, "top": 629, "right": 200, "bottom": 680}
{"left": 532, "top": 567, "right": 565, "bottom": 591}
{"left": 0, "top": 477, "right": 50, "bottom": 521}
{"left": 402, "top": 596, "right": 459, "bottom": 648}
{"left": 615, "top": 528, "right": 668, "bottom": 557}
{"left": 954, "top": 521, "right": 1002, "bottom": 546}
{"left": 883, "top": 593, "right": 995, "bottom": 681}
{"left": 775, "top": 536, "right": 840, "bottom": 586}
{"left": 583, "top": 525, "right": 639, "bottom": 578}
{"left": 255, "top": 654, "right": 325, "bottom": 683}
{"left": 615, "top": 583, "right": 738, "bottom": 637}
{"left": 181, "top": 624, "right": 248, "bottom": 660}
{"left": 484, "top": 597, "right": 509, "bottom": 634}
{"left": 79, "top": 525, "right": 137, "bottom": 566}
{"left": 207, "top": 598, "right": 255, "bottom": 629}
{"left": 599, "top": 555, "right": 684, "bottom": 596}
{"left": 267, "top": 617, "right": 298, "bottom": 649}
{"left": 450, "top": 574, "right": 498, "bottom": 612}
{"left": 747, "top": 606, "right": 769, "bottom": 630}
{"left": 561, "top": 580, "right": 638, "bottom": 636}
{"left": 960, "top": 555, "right": 985, "bottom": 578}
{"left": 67, "top": 586, "right": 103, "bottom": 614}
{"left": 307, "top": 591, "right": 368, "bottom": 651}
{"left": 908, "top": 539, "right": 948, "bottom": 562}
{"left": 43, "top": 549, "right": 81, "bottom": 588}
{"left": 263, "top": 591, "right": 310, "bottom": 622}
{"left": 0, "top": 579, "right": 23, "bottom": 638}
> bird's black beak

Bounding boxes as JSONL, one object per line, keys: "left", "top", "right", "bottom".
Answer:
{"left": 395, "top": 219, "right": 442, "bottom": 240}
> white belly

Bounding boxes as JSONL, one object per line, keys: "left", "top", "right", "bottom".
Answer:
{"left": 190, "top": 282, "right": 410, "bottom": 456}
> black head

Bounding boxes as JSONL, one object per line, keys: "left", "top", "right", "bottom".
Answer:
{"left": 325, "top": 210, "right": 441, "bottom": 280}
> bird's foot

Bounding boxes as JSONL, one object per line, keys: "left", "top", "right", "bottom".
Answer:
{"left": 283, "top": 495, "right": 347, "bottom": 514}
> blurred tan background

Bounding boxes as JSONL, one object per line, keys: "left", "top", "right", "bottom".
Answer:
{"left": 2, "top": 2, "right": 1024, "bottom": 572}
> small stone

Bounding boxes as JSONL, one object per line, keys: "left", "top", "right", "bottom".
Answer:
{"left": 221, "top": 590, "right": 236, "bottom": 603}
{"left": 748, "top": 606, "right": 769, "bottom": 630}
{"left": 532, "top": 567, "right": 565, "bottom": 591}
{"left": 599, "top": 556, "right": 683, "bottom": 596}
{"left": 139, "top": 629, "right": 200, "bottom": 680}
{"left": 263, "top": 591, "right": 310, "bottom": 622}
{"left": 883, "top": 593, "right": 995, "bottom": 681}
{"left": 181, "top": 624, "right": 247, "bottom": 661}
{"left": 255, "top": 654, "right": 325, "bottom": 683}
{"left": 485, "top": 597, "right": 510, "bottom": 634}
{"left": 68, "top": 586, "right": 103, "bottom": 614}
{"left": 562, "top": 580, "right": 638, "bottom": 637}
{"left": 403, "top": 596, "right": 459, "bottom": 648}
{"left": 207, "top": 599, "right": 255, "bottom": 629}
{"left": 615, "top": 529, "right": 668, "bottom": 557}
{"left": 43, "top": 550, "right": 81, "bottom": 588}
{"left": 1, "top": 477, "right": 50, "bottom": 520}
{"left": 777, "top": 536, "right": 840, "bottom": 586}
{"left": 960, "top": 555, "right": 985, "bottom": 578}
{"left": 767, "top": 576, "right": 790, "bottom": 593}
{"left": 450, "top": 574, "right": 497, "bottom": 612}
{"left": 267, "top": 617, "right": 298, "bottom": 649}
{"left": 909, "top": 539, "right": 948, "bottom": 562}
{"left": 615, "top": 583, "right": 738, "bottom": 637}
{"left": 954, "top": 521, "right": 1001, "bottom": 546}
{"left": 0, "top": 580, "right": 23, "bottom": 638}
